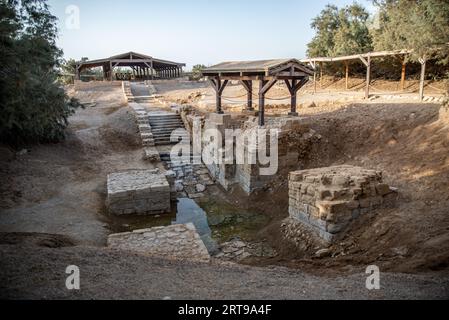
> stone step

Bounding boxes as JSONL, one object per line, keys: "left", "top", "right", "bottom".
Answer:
{"left": 151, "top": 127, "right": 184, "bottom": 131}
{"left": 151, "top": 125, "right": 184, "bottom": 129}
{"left": 149, "top": 120, "right": 183, "bottom": 125}
{"left": 151, "top": 130, "right": 189, "bottom": 135}
{"left": 149, "top": 114, "right": 180, "bottom": 118}
{"left": 150, "top": 124, "right": 184, "bottom": 129}
{"left": 149, "top": 117, "right": 181, "bottom": 121}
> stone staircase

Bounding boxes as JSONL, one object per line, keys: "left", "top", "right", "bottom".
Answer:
{"left": 130, "top": 82, "right": 155, "bottom": 103}
{"left": 148, "top": 113, "right": 190, "bottom": 145}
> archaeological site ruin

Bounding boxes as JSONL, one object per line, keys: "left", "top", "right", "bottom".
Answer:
{"left": 1, "top": 0, "right": 449, "bottom": 302}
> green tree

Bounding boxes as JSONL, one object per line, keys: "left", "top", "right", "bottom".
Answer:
{"left": 191, "top": 64, "right": 206, "bottom": 80}
{"left": 371, "top": 0, "right": 449, "bottom": 64}
{"left": 307, "top": 3, "right": 373, "bottom": 57}
{"left": 0, "top": 0, "right": 80, "bottom": 145}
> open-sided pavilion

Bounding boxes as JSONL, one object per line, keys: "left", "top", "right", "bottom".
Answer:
{"left": 299, "top": 49, "right": 431, "bottom": 100}
{"left": 75, "top": 51, "right": 186, "bottom": 81}
{"left": 201, "top": 59, "right": 314, "bottom": 126}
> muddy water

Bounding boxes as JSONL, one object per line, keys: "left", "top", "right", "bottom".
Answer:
{"left": 106, "top": 196, "right": 271, "bottom": 254}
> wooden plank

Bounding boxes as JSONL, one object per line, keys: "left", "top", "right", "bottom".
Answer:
{"left": 218, "top": 79, "right": 228, "bottom": 94}
{"left": 319, "top": 62, "right": 323, "bottom": 88}
{"left": 259, "top": 80, "right": 266, "bottom": 126}
{"left": 359, "top": 55, "right": 369, "bottom": 67}
{"left": 300, "top": 49, "right": 412, "bottom": 64}
{"left": 284, "top": 79, "right": 293, "bottom": 95}
{"left": 345, "top": 61, "right": 349, "bottom": 90}
{"left": 419, "top": 57, "right": 426, "bottom": 101}
{"left": 365, "top": 55, "right": 371, "bottom": 99}
{"left": 401, "top": 59, "right": 406, "bottom": 91}
{"left": 290, "top": 79, "right": 298, "bottom": 115}
{"left": 208, "top": 78, "right": 218, "bottom": 92}
{"left": 260, "top": 78, "right": 277, "bottom": 95}
{"left": 240, "top": 80, "right": 253, "bottom": 110}
{"left": 293, "top": 78, "right": 308, "bottom": 92}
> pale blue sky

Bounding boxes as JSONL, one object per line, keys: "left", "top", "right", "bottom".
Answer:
{"left": 48, "top": 0, "right": 374, "bottom": 70}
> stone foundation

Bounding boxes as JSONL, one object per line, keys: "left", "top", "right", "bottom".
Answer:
{"left": 200, "top": 113, "right": 306, "bottom": 193}
{"left": 107, "top": 169, "right": 170, "bottom": 215}
{"left": 107, "top": 223, "right": 210, "bottom": 262}
{"left": 288, "top": 165, "right": 397, "bottom": 242}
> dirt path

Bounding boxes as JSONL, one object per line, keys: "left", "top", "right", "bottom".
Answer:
{"left": 1, "top": 243, "right": 448, "bottom": 299}
{"left": 0, "top": 85, "right": 155, "bottom": 245}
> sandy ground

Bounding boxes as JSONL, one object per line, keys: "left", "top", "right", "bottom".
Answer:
{"left": 0, "top": 239, "right": 448, "bottom": 299}
{"left": 0, "top": 81, "right": 448, "bottom": 299}
{"left": 155, "top": 77, "right": 448, "bottom": 113}
{"left": 155, "top": 79, "right": 449, "bottom": 275}
{"left": 0, "top": 85, "right": 156, "bottom": 245}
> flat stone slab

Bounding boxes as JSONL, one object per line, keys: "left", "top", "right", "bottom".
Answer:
{"left": 107, "top": 169, "right": 170, "bottom": 215}
{"left": 107, "top": 223, "right": 210, "bottom": 262}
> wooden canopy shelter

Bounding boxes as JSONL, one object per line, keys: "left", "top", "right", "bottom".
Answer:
{"left": 299, "top": 49, "right": 431, "bottom": 100}
{"left": 201, "top": 59, "right": 314, "bottom": 126}
{"left": 75, "top": 51, "right": 185, "bottom": 81}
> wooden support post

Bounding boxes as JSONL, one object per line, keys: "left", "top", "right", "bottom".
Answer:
{"left": 240, "top": 80, "right": 253, "bottom": 111}
{"left": 313, "top": 69, "right": 317, "bottom": 94}
{"left": 401, "top": 59, "right": 406, "bottom": 91}
{"left": 419, "top": 57, "right": 426, "bottom": 101}
{"left": 284, "top": 79, "right": 298, "bottom": 116}
{"left": 345, "top": 61, "right": 349, "bottom": 90}
{"left": 150, "top": 60, "right": 154, "bottom": 80}
{"left": 285, "top": 78, "right": 307, "bottom": 116}
{"left": 319, "top": 62, "right": 323, "bottom": 88}
{"left": 110, "top": 61, "right": 113, "bottom": 81}
{"left": 247, "top": 81, "right": 253, "bottom": 111}
{"left": 259, "top": 80, "right": 266, "bottom": 126}
{"left": 75, "top": 66, "right": 80, "bottom": 80}
{"left": 365, "top": 55, "right": 371, "bottom": 99}
{"left": 258, "top": 78, "right": 277, "bottom": 126}
{"left": 209, "top": 77, "right": 228, "bottom": 114}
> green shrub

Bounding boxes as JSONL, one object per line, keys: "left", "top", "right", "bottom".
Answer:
{"left": 0, "top": 0, "right": 81, "bottom": 146}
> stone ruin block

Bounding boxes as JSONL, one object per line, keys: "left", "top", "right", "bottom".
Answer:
{"left": 107, "top": 169, "right": 170, "bottom": 215}
{"left": 288, "top": 165, "right": 397, "bottom": 242}
{"left": 142, "top": 147, "right": 160, "bottom": 162}
{"left": 107, "top": 223, "right": 210, "bottom": 262}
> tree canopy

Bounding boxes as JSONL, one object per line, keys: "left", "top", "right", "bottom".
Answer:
{"left": 0, "top": 0, "right": 80, "bottom": 146}
{"left": 307, "top": 0, "right": 449, "bottom": 65}
{"left": 307, "top": 3, "right": 373, "bottom": 57}
{"left": 371, "top": 0, "right": 449, "bottom": 64}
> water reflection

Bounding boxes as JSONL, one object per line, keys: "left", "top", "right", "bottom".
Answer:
{"left": 173, "top": 198, "right": 219, "bottom": 254}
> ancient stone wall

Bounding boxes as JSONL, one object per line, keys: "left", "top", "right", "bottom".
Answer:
{"left": 288, "top": 165, "right": 397, "bottom": 242}
{"left": 201, "top": 113, "right": 306, "bottom": 193}
{"left": 107, "top": 169, "right": 170, "bottom": 215}
{"left": 74, "top": 80, "right": 122, "bottom": 90}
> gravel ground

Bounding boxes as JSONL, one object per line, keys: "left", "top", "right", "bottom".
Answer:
{"left": 1, "top": 244, "right": 448, "bottom": 300}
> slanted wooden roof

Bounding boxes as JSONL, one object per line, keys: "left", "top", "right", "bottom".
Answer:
{"left": 202, "top": 59, "right": 314, "bottom": 77}
{"left": 77, "top": 51, "right": 185, "bottom": 71}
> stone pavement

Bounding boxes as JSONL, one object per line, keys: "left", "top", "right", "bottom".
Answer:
{"left": 107, "top": 223, "right": 210, "bottom": 263}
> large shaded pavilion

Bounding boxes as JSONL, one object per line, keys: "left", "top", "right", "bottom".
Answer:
{"left": 75, "top": 51, "right": 185, "bottom": 81}
{"left": 201, "top": 59, "right": 314, "bottom": 126}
